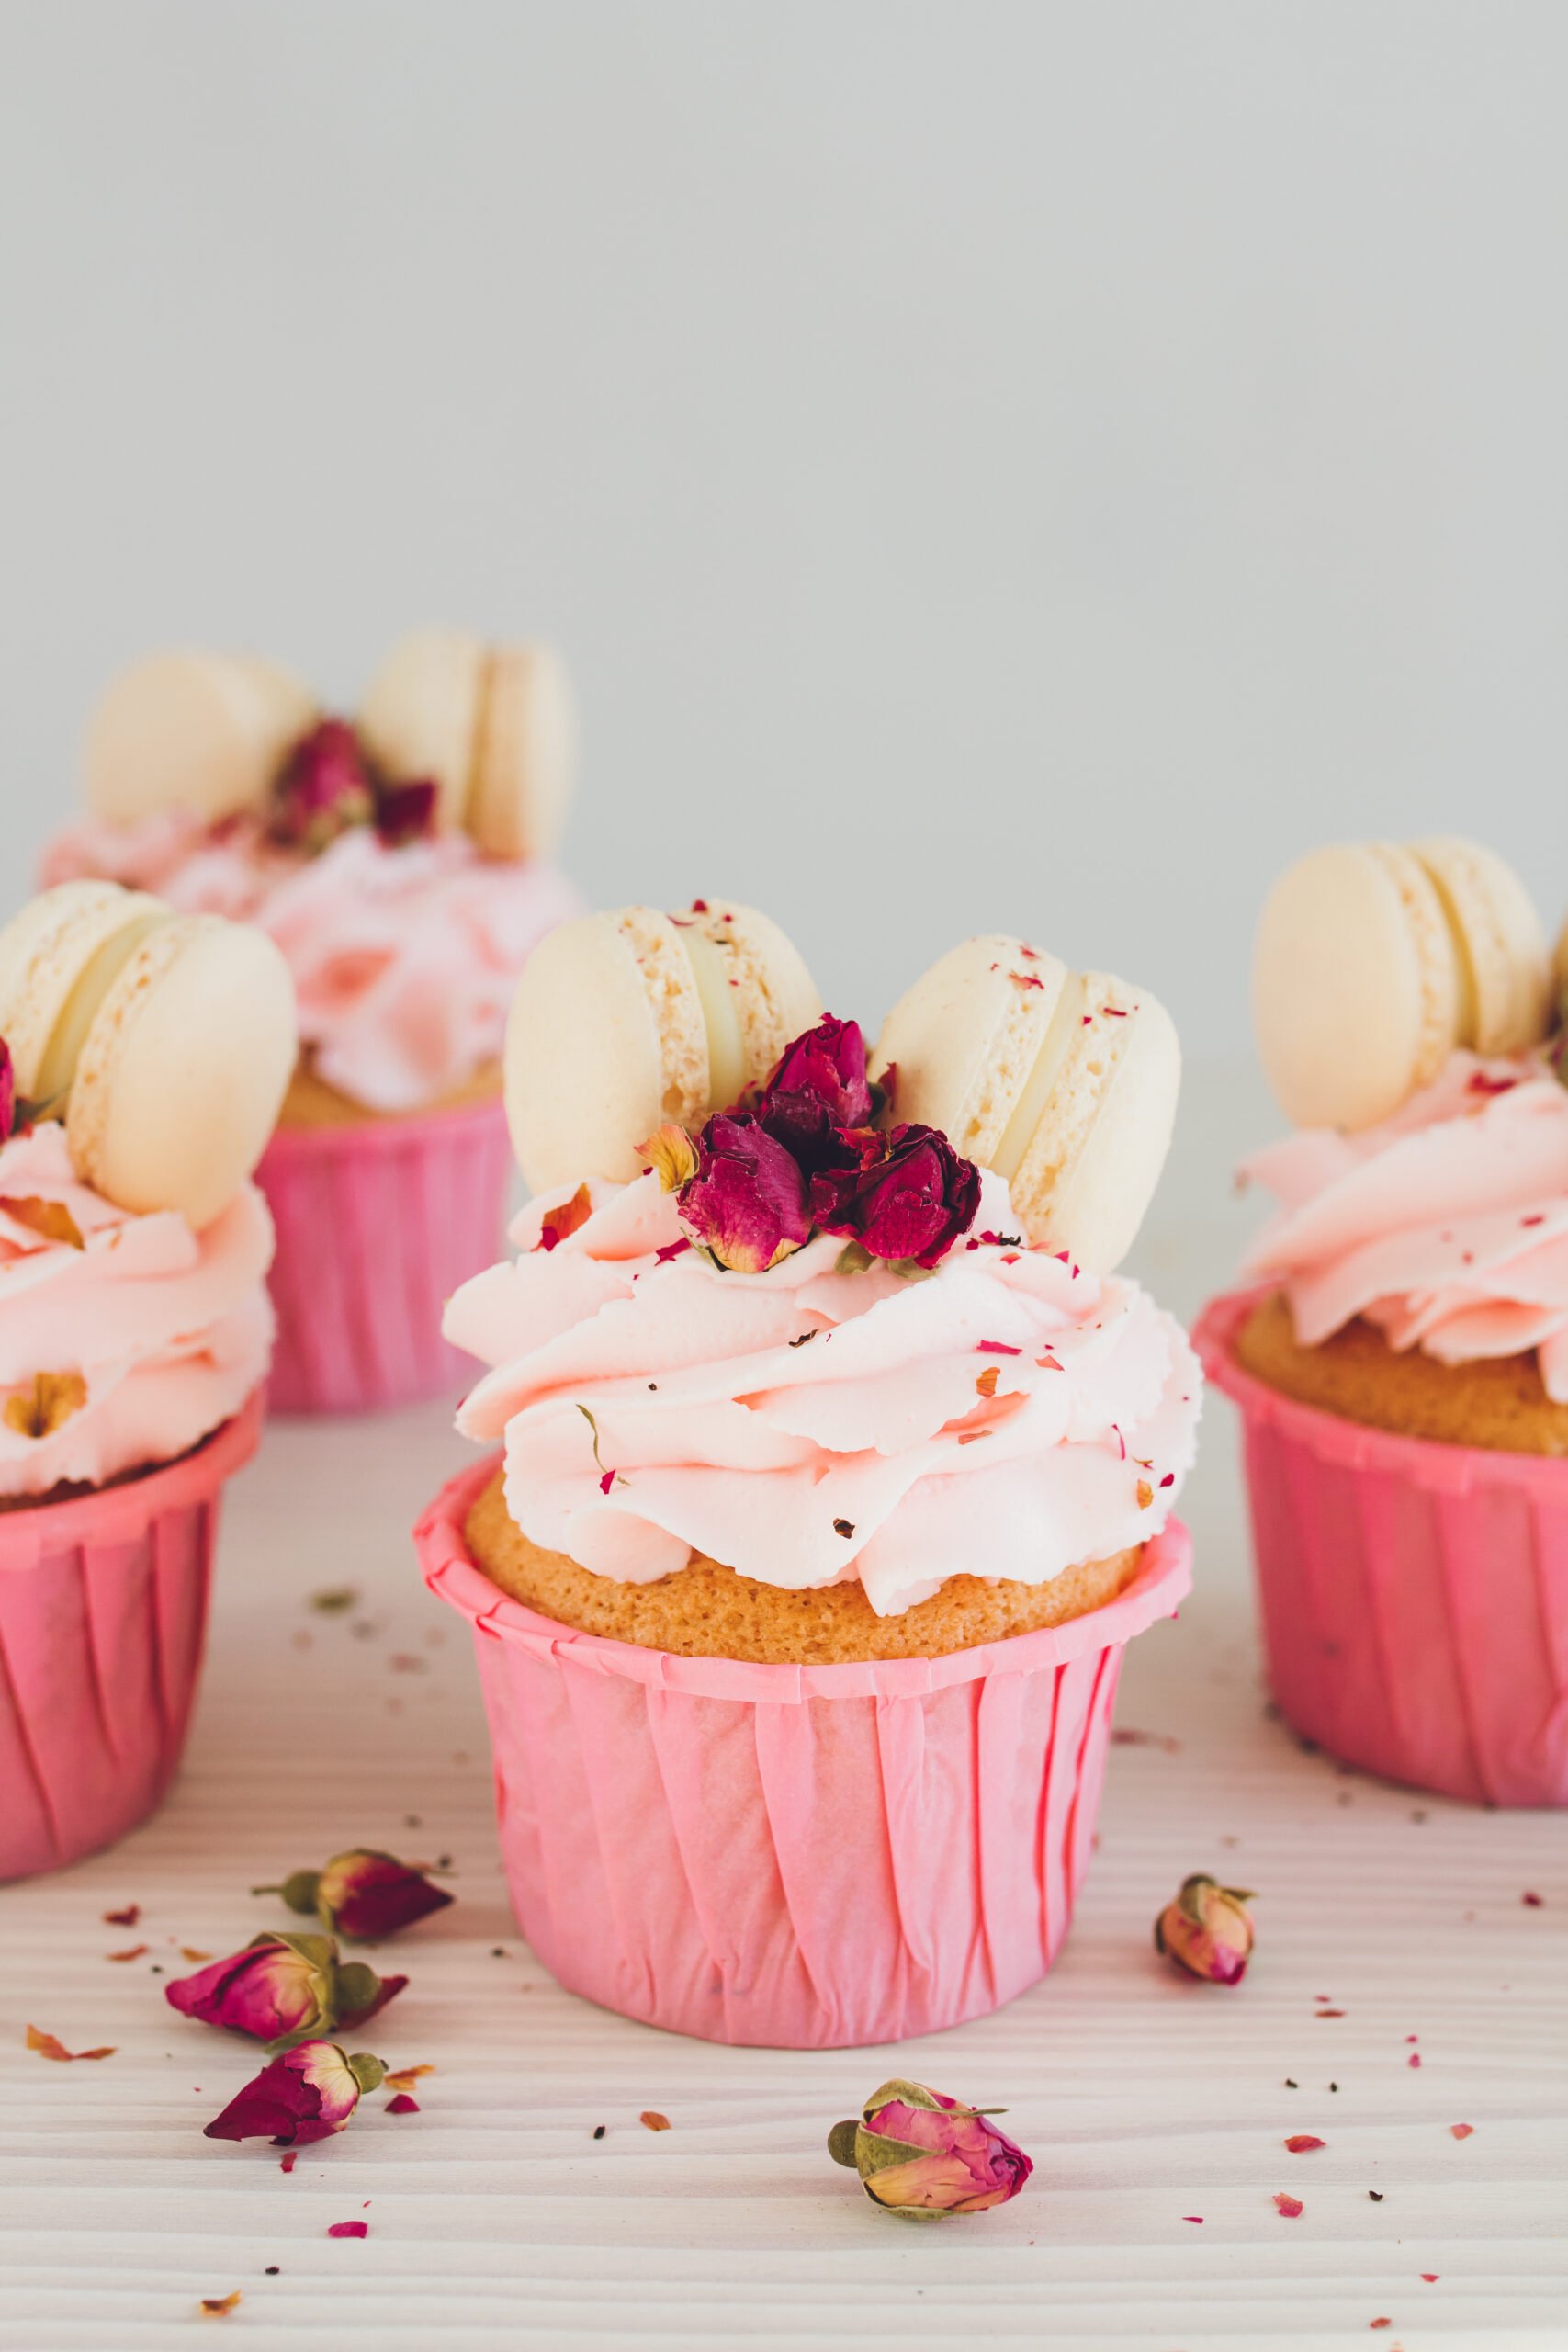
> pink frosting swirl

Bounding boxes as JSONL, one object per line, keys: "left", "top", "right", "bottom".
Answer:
{"left": 41, "top": 813, "right": 581, "bottom": 1114}
{"left": 446, "top": 1167, "right": 1200, "bottom": 1617}
{"left": 0, "top": 1125, "right": 273, "bottom": 1501}
{"left": 1244, "top": 1052, "right": 1568, "bottom": 1400}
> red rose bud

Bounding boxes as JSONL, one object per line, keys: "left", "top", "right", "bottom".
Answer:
{"left": 165, "top": 1930, "right": 405, "bottom": 2048}
{"left": 828, "top": 2077, "right": 1032, "bottom": 2218}
{"left": 204, "top": 2040, "right": 386, "bottom": 2146}
{"left": 270, "top": 720, "right": 375, "bottom": 852}
{"left": 257, "top": 1849, "right": 455, "bottom": 1941}
{"left": 1155, "top": 1873, "right": 1257, "bottom": 1985}
{"left": 755, "top": 1016, "right": 874, "bottom": 1158}
{"left": 678, "top": 1112, "right": 812, "bottom": 1272}
{"left": 814, "top": 1122, "right": 980, "bottom": 1269}
{"left": 638, "top": 1122, "right": 700, "bottom": 1193}
{"left": 374, "top": 775, "right": 439, "bottom": 847}
{"left": 0, "top": 1040, "right": 13, "bottom": 1145}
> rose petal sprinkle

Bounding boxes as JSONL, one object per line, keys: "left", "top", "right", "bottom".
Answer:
{"left": 1273, "top": 2192, "right": 1303, "bottom": 2218}
{"left": 1284, "top": 2135, "right": 1325, "bottom": 2153}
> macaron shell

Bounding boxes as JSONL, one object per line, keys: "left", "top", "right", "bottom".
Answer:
{"left": 1410, "top": 835, "right": 1551, "bottom": 1053}
{"left": 357, "top": 628, "right": 485, "bottom": 831}
{"left": 1555, "top": 914, "right": 1568, "bottom": 1008}
{"left": 687, "top": 901, "right": 823, "bottom": 1092}
{"left": 68, "top": 916, "right": 296, "bottom": 1229}
{"left": 468, "top": 644, "right": 576, "bottom": 860}
{"left": 1252, "top": 842, "right": 1459, "bottom": 1130}
{"left": 505, "top": 910, "right": 701, "bottom": 1193}
{"left": 0, "top": 881, "right": 167, "bottom": 1095}
{"left": 871, "top": 935, "right": 1071, "bottom": 1161}
{"left": 84, "top": 650, "right": 317, "bottom": 825}
{"left": 1010, "top": 977, "right": 1180, "bottom": 1271}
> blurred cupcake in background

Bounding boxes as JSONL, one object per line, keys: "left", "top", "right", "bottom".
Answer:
{"left": 1196, "top": 835, "right": 1568, "bottom": 1806}
{"left": 43, "top": 631, "right": 582, "bottom": 1411}
{"left": 0, "top": 880, "right": 294, "bottom": 1879}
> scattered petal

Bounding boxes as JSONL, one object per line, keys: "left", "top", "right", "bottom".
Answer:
{"left": 1273, "top": 2192, "right": 1303, "bottom": 2219}
{"left": 1408, "top": 2052, "right": 1422, "bottom": 2068}
{"left": 536, "top": 1182, "right": 593, "bottom": 1252}
{"left": 1522, "top": 1891, "right": 1543, "bottom": 1906}
{"left": 385, "top": 2092, "right": 420, "bottom": 2114}
{"left": 0, "top": 1195, "right": 85, "bottom": 1249}
{"left": 383, "top": 2064, "right": 434, "bottom": 2091}
{"left": 640, "top": 2110, "right": 671, "bottom": 2132}
{"left": 1284, "top": 2135, "right": 1325, "bottom": 2153}
{"left": 4, "top": 1370, "right": 88, "bottom": 1438}
{"left": 1421, "top": 2273, "right": 1438, "bottom": 2282}
{"left": 198, "top": 2291, "right": 242, "bottom": 2318}
{"left": 102, "top": 1905, "right": 141, "bottom": 1927}
{"left": 1181, "top": 2214, "right": 1203, "bottom": 2223}
{"left": 327, "top": 2222, "right": 368, "bottom": 2239}
{"left": 1450, "top": 2123, "right": 1474, "bottom": 2140}
{"left": 27, "top": 2025, "right": 114, "bottom": 2062}
{"left": 279, "top": 2152, "right": 298, "bottom": 2175}
{"left": 107, "top": 1945, "right": 149, "bottom": 1963}
{"left": 1316, "top": 2008, "right": 1346, "bottom": 2018}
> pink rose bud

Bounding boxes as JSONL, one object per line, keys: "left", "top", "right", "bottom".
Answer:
{"left": 374, "top": 775, "right": 439, "bottom": 847}
{"left": 639, "top": 1123, "right": 700, "bottom": 1193}
{"left": 166, "top": 1930, "right": 405, "bottom": 2048}
{"left": 1155, "top": 1873, "right": 1257, "bottom": 1985}
{"left": 829, "top": 2077, "right": 1032, "bottom": 2218}
{"left": 257, "top": 1849, "right": 454, "bottom": 1941}
{"left": 677, "top": 1112, "right": 812, "bottom": 1273}
{"left": 204, "top": 2040, "right": 386, "bottom": 2146}
{"left": 270, "top": 719, "right": 376, "bottom": 852}
{"left": 754, "top": 1016, "right": 874, "bottom": 1159}
{"left": 813, "top": 1122, "right": 981, "bottom": 1269}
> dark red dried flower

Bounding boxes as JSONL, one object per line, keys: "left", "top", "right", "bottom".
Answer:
{"left": 254, "top": 1849, "right": 454, "bottom": 1941}
{"left": 374, "top": 776, "right": 439, "bottom": 848}
{"left": 813, "top": 1123, "right": 980, "bottom": 1269}
{"left": 0, "top": 1041, "right": 13, "bottom": 1147}
{"left": 753, "top": 1017, "right": 874, "bottom": 1160}
{"left": 270, "top": 721, "right": 376, "bottom": 852}
{"left": 204, "top": 2041, "right": 385, "bottom": 2145}
{"left": 678, "top": 1112, "right": 812, "bottom": 1273}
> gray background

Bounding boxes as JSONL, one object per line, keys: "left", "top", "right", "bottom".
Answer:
{"left": 2, "top": 0, "right": 1564, "bottom": 1063}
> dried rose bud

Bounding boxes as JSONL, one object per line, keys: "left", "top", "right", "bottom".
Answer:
{"left": 753, "top": 1015, "right": 874, "bottom": 1162}
{"left": 270, "top": 719, "right": 376, "bottom": 852}
{"left": 677, "top": 1112, "right": 812, "bottom": 1273}
{"left": 1155, "top": 1873, "right": 1257, "bottom": 1985}
{"left": 828, "top": 2077, "right": 1032, "bottom": 2218}
{"left": 374, "top": 775, "right": 439, "bottom": 847}
{"left": 257, "top": 1849, "right": 454, "bottom": 1941}
{"left": 0, "top": 1040, "right": 13, "bottom": 1146}
{"left": 813, "top": 1121, "right": 980, "bottom": 1269}
{"left": 166, "top": 1930, "right": 405, "bottom": 2048}
{"left": 203, "top": 2040, "right": 386, "bottom": 2146}
{"left": 639, "top": 1123, "right": 700, "bottom": 1193}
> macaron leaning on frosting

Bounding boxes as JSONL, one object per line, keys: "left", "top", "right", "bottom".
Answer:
{"left": 504, "top": 900, "right": 821, "bottom": 1193}
{"left": 872, "top": 935, "right": 1180, "bottom": 1272}
{"left": 84, "top": 651, "right": 319, "bottom": 827}
{"left": 356, "top": 627, "right": 576, "bottom": 858}
{"left": 1253, "top": 836, "right": 1551, "bottom": 1132}
{"left": 0, "top": 881, "right": 296, "bottom": 1228}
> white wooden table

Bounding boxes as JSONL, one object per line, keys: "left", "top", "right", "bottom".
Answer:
{"left": 3, "top": 1069, "right": 1564, "bottom": 2350}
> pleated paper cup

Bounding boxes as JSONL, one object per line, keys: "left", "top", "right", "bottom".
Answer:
{"left": 416, "top": 1456, "right": 1192, "bottom": 2048}
{"left": 0, "top": 1387, "right": 265, "bottom": 1883}
{"left": 257, "top": 1093, "right": 514, "bottom": 1416}
{"left": 1197, "top": 1289, "right": 1568, "bottom": 1808}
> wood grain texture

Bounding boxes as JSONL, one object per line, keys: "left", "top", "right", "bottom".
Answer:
{"left": 2, "top": 1086, "right": 1564, "bottom": 2349}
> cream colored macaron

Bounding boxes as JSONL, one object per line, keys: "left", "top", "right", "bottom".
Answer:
{"left": 872, "top": 935, "right": 1180, "bottom": 1272}
{"left": 505, "top": 899, "right": 821, "bottom": 1193}
{"left": 357, "top": 628, "right": 575, "bottom": 857}
{"left": 1254, "top": 837, "right": 1551, "bottom": 1131}
{"left": 84, "top": 651, "right": 318, "bottom": 826}
{"left": 0, "top": 884, "right": 296, "bottom": 1228}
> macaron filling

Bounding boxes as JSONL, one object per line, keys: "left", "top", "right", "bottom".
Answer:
{"left": 34, "top": 910, "right": 169, "bottom": 1107}
{"left": 677, "top": 921, "right": 747, "bottom": 1113}
{"left": 991, "top": 969, "right": 1085, "bottom": 1185}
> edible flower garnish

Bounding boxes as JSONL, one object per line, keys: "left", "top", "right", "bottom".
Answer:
{"left": 828, "top": 2077, "right": 1032, "bottom": 2217}
{"left": 166, "top": 1931, "right": 405, "bottom": 2049}
{"left": 254, "top": 1849, "right": 455, "bottom": 1940}
{"left": 676, "top": 1112, "right": 813, "bottom": 1272}
{"left": 3, "top": 1370, "right": 88, "bottom": 1439}
{"left": 1155, "top": 1872, "right": 1257, "bottom": 1985}
{"left": 270, "top": 721, "right": 376, "bottom": 852}
{"left": 203, "top": 2040, "right": 386, "bottom": 2145}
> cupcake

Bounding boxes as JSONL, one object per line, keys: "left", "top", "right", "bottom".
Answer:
{"left": 1196, "top": 835, "right": 1568, "bottom": 1806}
{"left": 0, "top": 881, "right": 294, "bottom": 1879}
{"left": 43, "top": 633, "right": 582, "bottom": 1412}
{"left": 416, "top": 909, "right": 1199, "bottom": 2046}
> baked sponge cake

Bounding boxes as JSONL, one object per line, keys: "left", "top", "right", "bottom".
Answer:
{"left": 1198, "top": 831, "right": 1568, "bottom": 1807}
{"left": 417, "top": 905, "right": 1199, "bottom": 2046}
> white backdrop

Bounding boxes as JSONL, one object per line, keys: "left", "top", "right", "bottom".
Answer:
{"left": 2, "top": 0, "right": 1564, "bottom": 1058}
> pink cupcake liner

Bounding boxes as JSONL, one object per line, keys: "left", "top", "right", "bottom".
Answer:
{"left": 1197, "top": 1289, "right": 1568, "bottom": 1807}
{"left": 416, "top": 1455, "right": 1192, "bottom": 2048}
{"left": 256, "top": 1094, "right": 514, "bottom": 1416}
{"left": 0, "top": 1387, "right": 265, "bottom": 1883}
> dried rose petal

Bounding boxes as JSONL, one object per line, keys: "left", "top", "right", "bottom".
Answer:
{"left": 256, "top": 1850, "right": 454, "bottom": 1941}
{"left": 383, "top": 2063, "right": 434, "bottom": 2091}
{"left": 26, "top": 2025, "right": 114, "bottom": 2062}
{"left": 1155, "top": 1874, "right": 1256, "bottom": 1985}
{"left": 198, "top": 2291, "right": 242, "bottom": 2318}
{"left": 640, "top": 2110, "right": 671, "bottom": 2132}
{"left": 1273, "top": 2192, "right": 1303, "bottom": 2218}
{"left": 103, "top": 1905, "right": 140, "bottom": 1928}
{"left": 0, "top": 1196, "right": 85, "bottom": 1250}
{"left": 678, "top": 1113, "right": 811, "bottom": 1272}
{"left": 204, "top": 2041, "right": 385, "bottom": 2145}
{"left": 638, "top": 1122, "right": 701, "bottom": 1193}
{"left": 829, "top": 2076, "right": 1032, "bottom": 2217}
{"left": 534, "top": 1183, "right": 592, "bottom": 1252}
{"left": 4, "top": 1371, "right": 88, "bottom": 1440}
{"left": 1284, "top": 2135, "right": 1325, "bottom": 2153}
{"left": 385, "top": 2092, "right": 420, "bottom": 2114}
{"left": 327, "top": 2221, "right": 369, "bottom": 2239}
{"left": 1450, "top": 2123, "right": 1474, "bottom": 2140}
{"left": 107, "top": 1945, "right": 149, "bottom": 1963}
